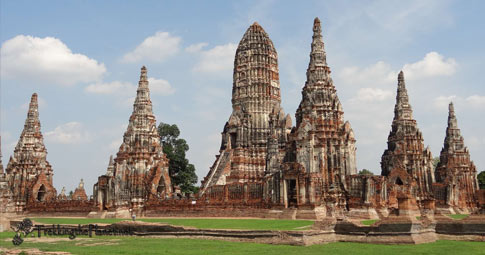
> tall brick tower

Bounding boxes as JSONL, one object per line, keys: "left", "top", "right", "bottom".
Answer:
{"left": 435, "top": 102, "right": 479, "bottom": 211}
{"left": 381, "top": 71, "right": 435, "bottom": 202}
{"left": 5, "top": 93, "right": 57, "bottom": 211}
{"left": 94, "top": 66, "right": 172, "bottom": 213}
{"left": 270, "top": 18, "right": 356, "bottom": 210}
{"left": 291, "top": 17, "right": 357, "bottom": 178}
{"left": 201, "top": 22, "right": 291, "bottom": 193}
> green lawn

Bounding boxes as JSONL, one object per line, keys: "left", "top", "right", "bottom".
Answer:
{"left": 447, "top": 214, "right": 469, "bottom": 220}
{"left": 361, "top": 219, "right": 379, "bottom": 226}
{"left": 31, "top": 218, "right": 314, "bottom": 231}
{"left": 0, "top": 231, "right": 484, "bottom": 255}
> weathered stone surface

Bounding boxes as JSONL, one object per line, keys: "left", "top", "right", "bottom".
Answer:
{"left": 267, "top": 18, "right": 357, "bottom": 212}
{"left": 433, "top": 103, "right": 479, "bottom": 212}
{"left": 72, "top": 179, "right": 88, "bottom": 201}
{"left": 57, "top": 187, "right": 68, "bottom": 200}
{"left": 201, "top": 22, "right": 291, "bottom": 194}
{"left": 381, "top": 72, "right": 435, "bottom": 210}
{"left": 4, "top": 93, "right": 57, "bottom": 211}
{"left": 93, "top": 66, "right": 172, "bottom": 213}
{"left": 1, "top": 18, "right": 482, "bottom": 221}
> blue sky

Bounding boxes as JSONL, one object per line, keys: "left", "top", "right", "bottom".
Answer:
{"left": 1, "top": 0, "right": 484, "bottom": 195}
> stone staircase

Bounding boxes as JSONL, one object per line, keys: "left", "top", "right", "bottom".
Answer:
{"left": 200, "top": 150, "right": 231, "bottom": 195}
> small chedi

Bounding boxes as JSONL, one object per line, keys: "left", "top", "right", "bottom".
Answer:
{"left": 72, "top": 179, "right": 88, "bottom": 201}
{"left": 3, "top": 94, "right": 57, "bottom": 212}
{"left": 57, "top": 187, "right": 68, "bottom": 200}
{"left": 93, "top": 66, "right": 172, "bottom": 215}
{"left": 433, "top": 102, "right": 480, "bottom": 213}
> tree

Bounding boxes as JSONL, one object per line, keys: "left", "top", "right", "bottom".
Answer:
{"left": 358, "top": 169, "right": 373, "bottom": 176}
{"left": 158, "top": 122, "right": 198, "bottom": 194}
{"left": 68, "top": 191, "right": 73, "bottom": 200}
{"left": 478, "top": 171, "right": 485, "bottom": 190}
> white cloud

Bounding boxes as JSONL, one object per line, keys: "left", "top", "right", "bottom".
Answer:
{"left": 465, "top": 95, "right": 485, "bottom": 108}
{"left": 85, "top": 81, "right": 134, "bottom": 95}
{"left": 338, "top": 52, "right": 457, "bottom": 87}
{"left": 185, "top": 42, "right": 208, "bottom": 53}
{"left": 350, "top": 88, "right": 393, "bottom": 103}
{"left": 1, "top": 35, "right": 106, "bottom": 86}
{"left": 148, "top": 77, "right": 175, "bottom": 95}
{"left": 402, "top": 52, "right": 457, "bottom": 80}
{"left": 433, "top": 95, "right": 485, "bottom": 110}
{"left": 45, "top": 122, "right": 91, "bottom": 144}
{"left": 85, "top": 77, "right": 174, "bottom": 96}
{"left": 433, "top": 95, "right": 457, "bottom": 109}
{"left": 193, "top": 43, "right": 237, "bottom": 73}
{"left": 121, "top": 32, "right": 181, "bottom": 63}
{"left": 339, "top": 61, "right": 394, "bottom": 86}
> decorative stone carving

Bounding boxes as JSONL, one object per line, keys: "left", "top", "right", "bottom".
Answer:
{"left": 4, "top": 93, "right": 57, "bottom": 211}
{"left": 93, "top": 66, "right": 172, "bottom": 212}
{"left": 201, "top": 22, "right": 291, "bottom": 194}
{"left": 381, "top": 71, "right": 435, "bottom": 203}
{"left": 273, "top": 17, "right": 357, "bottom": 210}
{"left": 434, "top": 102, "right": 479, "bottom": 212}
{"left": 72, "top": 179, "right": 88, "bottom": 201}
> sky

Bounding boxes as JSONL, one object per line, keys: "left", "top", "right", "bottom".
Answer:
{"left": 1, "top": 0, "right": 484, "bottom": 196}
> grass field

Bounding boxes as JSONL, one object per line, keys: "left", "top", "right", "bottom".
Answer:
{"left": 31, "top": 218, "right": 314, "bottom": 231}
{"left": 448, "top": 214, "right": 469, "bottom": 220}
{"left": 1, "top": 217, "right": 481, "bottom": 254}
{"left": 1, "top": 231, "right": 484, "bottom": 255}
{"left": 361, "top": 219, "right": 379, "bottom": 225}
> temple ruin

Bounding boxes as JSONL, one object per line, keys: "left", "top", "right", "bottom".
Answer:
{"left": 433, "top": 102, "right": 480, "bottom": 213}
{"left": 3, "top": 94, "right": 57, "bottom": 212}
{"left": 0, "top": 18, "right": 482, "bottom": 220}
{"left": 200, "top": 22, "right": 292, "bottom": 195}
{"left": 262, "top": 18, "right": 357, "bottom": 216}
{"left": 93, "top": 66, "right": 172, "bottom": 216}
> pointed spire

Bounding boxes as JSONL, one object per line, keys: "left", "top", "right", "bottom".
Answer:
{"left": 106, "top": 154, "right": 114, "bottom": 176}
{"left": 304, "top": 17, "right": 329, "bottom": 88}
{"left": 133, "top": 66, "right": 153, "bottom": 115}
{"left": 445, "top": 102, "right": 462, "bottom": 145}
{"left": 0, "top": 135, "right": 3, "bottom": 174}
{"left": 394, "top": 71, "right": 413, "bottom": 120}
{"left": 115, "top": 65, "right": 162, "bottom": 169}
{"left": 11, "top": 93, "right": 48, "bottom": 162}
{"left": 310, "top": 17, "right": 326, "bottom": 65}
{"left": 140, "top": 66, "right": 148, "bottom": 82}
{"left": 313, "top": 17, "right": 322, "bottom": 36}
{"left": 24, "top": 93, "right": 41, "bottom": 134}
{"left": 448, "top": 102, "right": 458, "bottom": 129}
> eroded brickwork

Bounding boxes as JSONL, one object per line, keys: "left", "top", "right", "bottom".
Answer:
{"left": 93, "top": 66, "right": 172, "bottom": 213}
{"left": 268, "top": 18, "right": 357, "bottom": 214}
{"left": 1, "top": 18, "right": 481, "bottom": 219}
{"left": 381, "top": 72, "right": 435, "bottom": 207}
{"left": 4, "top": 94, "right": 57, "bottom": 211}
{"left": 433, "top": 103, "right": 479, "bottom": 212}
{"left": 72, "top": 179, "right": 88, "bottom": 201}
{"left": 201, "top": 22, "right": 291, "bottom": 194}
